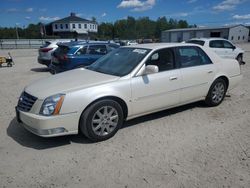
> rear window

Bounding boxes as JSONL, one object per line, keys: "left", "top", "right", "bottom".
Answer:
{"left": 55, "top": 45, "right": 80, "bottom": 55}
{"left": 41, "top": 41, "right": 51, "bottom": 48}
{"left": 186, "top": 40, "right": 205, "bottom": 46}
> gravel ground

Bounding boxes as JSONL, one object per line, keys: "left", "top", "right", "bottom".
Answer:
{"left": 0, "top": 45, "right": 250, "bottom": 188}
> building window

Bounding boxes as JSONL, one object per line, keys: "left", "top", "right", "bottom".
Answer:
{"left": 60, "top": 24, "right": 63, "bottom": 29}
{"left": 65, "top": 24, "right": 68, "bottom": 29}
{"left": 78, "top": 24, "right": 81, "bottom": 29}
{"left": 72, "top": 24, "right": 75, "bottom": 29}
{"left": 231, "top": 36, "right": 234, "bottom": 40}
{"left": 55, "top": 24, "right": 58, "bottom": 29}
{"left": 238, "top": 36, "right": 240, "bottom": 40}
{"left": 84, "top": 24, "right": 87, "bottom": 29}
{"left": 243, "top": 36, "right": 245, "bottom": 40}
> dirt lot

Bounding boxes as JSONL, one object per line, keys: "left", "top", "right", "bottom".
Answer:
{"left": 0, "top": 45, "right": 250, "bottom": 188}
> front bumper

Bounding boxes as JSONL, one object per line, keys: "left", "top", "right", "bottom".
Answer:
{"left": 16, "top": 107, "right": 79, "bottom": 137}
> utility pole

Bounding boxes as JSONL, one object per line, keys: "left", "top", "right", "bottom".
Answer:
{"left": 15, "top": 23, "right": 19, "bottom": 39}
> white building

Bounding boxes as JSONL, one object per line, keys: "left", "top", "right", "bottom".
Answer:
{"left": 161, "top": 25, "right": 249, "bottom": 43}
{"left": 52, "top": 13, "right": 98, "bottom": 38}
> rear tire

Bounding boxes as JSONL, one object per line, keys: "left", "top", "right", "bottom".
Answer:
{"left": 79, "top": 99, "right": 124, "bottom": 142}
{"left": 205, "top": 78, "right": 227, "bottom": 107}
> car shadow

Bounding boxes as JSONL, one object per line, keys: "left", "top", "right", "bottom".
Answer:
{"left": 30, "top": 67, "right": 50, "bottom": 72}
{"left": 7, "top": 118, "right": 92, "bottom": 150}
{"left": 7, "top": 101, "right": 205, "bottom": 150}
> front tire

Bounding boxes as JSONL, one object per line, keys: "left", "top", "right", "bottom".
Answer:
{"left": 205, "top": 78, "right": 227, "bottom": 107}
{"left": 79, "top": 99, "right": 124, "bottom": 142}
{"left": 236, "top": 54, "right": 243, "bottom": 64}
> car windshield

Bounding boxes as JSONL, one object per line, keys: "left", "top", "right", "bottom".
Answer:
{"left": 87, "top": 47, "right": 151, "bottom": 77}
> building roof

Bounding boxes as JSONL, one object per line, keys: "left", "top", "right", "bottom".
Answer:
{"left": 164, "top": 24, "right": 248, "bottom": 32}
{"left": 53, "top": 13, "right": 95, "bottom": 24}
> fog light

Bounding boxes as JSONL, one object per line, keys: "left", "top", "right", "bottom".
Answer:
{"left": 44, "top": 127, "right": 67, "bottom": 135}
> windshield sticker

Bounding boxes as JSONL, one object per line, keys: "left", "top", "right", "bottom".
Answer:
{"left": 133, "top": 49, "right": 147, "bottom": 54}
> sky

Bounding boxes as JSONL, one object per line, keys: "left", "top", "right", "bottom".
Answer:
{"left": 1, "top": 0, "right": 250, "bottom": 28}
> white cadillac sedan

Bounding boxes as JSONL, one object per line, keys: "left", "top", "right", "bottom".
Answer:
{"left": 16, "top": 43, "right": 242, "bottom": 142}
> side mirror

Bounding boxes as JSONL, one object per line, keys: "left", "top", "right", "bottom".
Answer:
{"left": 144, "top": 65, "right": 159, "bottom": 75}
{"left": 232, "top": 46, "right": 236, "bottom": 50}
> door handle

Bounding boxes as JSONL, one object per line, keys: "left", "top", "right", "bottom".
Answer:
{"left": 207, "top": 70, "right": 213, "bottom": 74}
{"left": 169, "top": 76, "right": 178, "bottom": 80}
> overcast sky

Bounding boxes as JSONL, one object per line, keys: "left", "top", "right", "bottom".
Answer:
{"left": 1, "top": 0, "right": 250, "bottom": 27}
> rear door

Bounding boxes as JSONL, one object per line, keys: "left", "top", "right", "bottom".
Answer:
{"left": 176, "top": 46, "right": 216, "bottom": 103}
{"left": 72, "top": 45, "right": 93, "bottom": 67}
{"left": 87, "top": 44, "right": 108, "bottom": 61}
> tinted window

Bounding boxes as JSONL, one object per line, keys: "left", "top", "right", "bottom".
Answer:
{"left": 88, "top": 45, "right": 107, "bottom": 55}
{"left": 223, "top": 41, "right": 234, "bottom": 48}
{"left": 108, "top": 43, "right": 120, "bottom": 50}
{"left": 76, "top": 46, "right": 88, "bottom": 55}
{"left": 209, "top": 40, "right": 224, "bottom": 48}
{"left": 41, "top": 41, "right": 51, "bottom": 48}
{"left": 146, "top": 48, "right": 175, "bottom": 72}
{"left": 177, "top": 46, "right": 212, "bottom": 68}
{"left": 187, "top": 40, "right": 205, "bottom": 46}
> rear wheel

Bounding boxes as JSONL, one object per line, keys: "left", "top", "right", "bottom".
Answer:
{"left": 80, "top": 99, "right": 124, "bottom": 142}
{"left": 205, "top": 78, "right": 227, "bottom": 107}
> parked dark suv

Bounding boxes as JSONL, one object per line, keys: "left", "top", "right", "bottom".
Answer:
{"left": 50, "top": 41, "right": 120, "bottom": 73}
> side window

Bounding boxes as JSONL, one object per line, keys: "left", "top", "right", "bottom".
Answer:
{"left": 223, "top": 41, "right": 234, "bottom": 48}
{"left": 209, "top": 40, "right": 224, "bottom": 48}
{"left": 177, "top": 46, "right": 212, "bottom": 68}
{"left": 88, "top": 45, "right": 107, "bottom": 55}
{"left": 146, "top": 48, "right": 175, "bottom": 72}
{"left": 76, "top": 46, "right": 88, "bottom": 55}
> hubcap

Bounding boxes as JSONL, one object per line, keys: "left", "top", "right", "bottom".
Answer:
{"left": 211, "top": 82, "right": 225, "bottom": 104}
{"left": 91, "top": 106, "right": 119, "bottom": 136}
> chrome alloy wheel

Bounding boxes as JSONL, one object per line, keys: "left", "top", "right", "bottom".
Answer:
{"left": 211, "top": 82, "right": 225, "bottom": 104}
{"left": 91, "top": 106, "right": 119, "bottom": 136}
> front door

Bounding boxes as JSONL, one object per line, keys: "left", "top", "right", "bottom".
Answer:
{"left": 131, "top": 48, "right": 181, "bottom": 115}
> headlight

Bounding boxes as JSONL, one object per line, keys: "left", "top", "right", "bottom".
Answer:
{"left": 40, "top": 94, "right": 65, "bottom": 116}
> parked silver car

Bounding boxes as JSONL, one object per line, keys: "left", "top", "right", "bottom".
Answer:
{"left": 38, "top": 40, "right": 70, "bottom": 67}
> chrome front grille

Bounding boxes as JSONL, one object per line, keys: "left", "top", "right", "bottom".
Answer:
{"left": 17, "top": 92, "right": 37, "bottom": 112}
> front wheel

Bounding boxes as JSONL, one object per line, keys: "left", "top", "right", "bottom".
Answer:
{"left": 236, "top": 54, "right": 244, "bottom": 65}
{"left": 79, "top": 99, "right": 124, "bottom": 142}
{"left": 205, "top": 78, "right": 227, "bottom": 107}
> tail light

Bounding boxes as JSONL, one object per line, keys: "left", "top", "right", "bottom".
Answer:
{"left": 59, "top": 55, "right": 68, "bottom": 61}
{"left": 40, "top": 48, "right": 53, "bottom": 53}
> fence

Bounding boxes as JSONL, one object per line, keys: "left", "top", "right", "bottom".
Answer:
{"left": 0, "top": 39, "right": 74, "bottom": 49}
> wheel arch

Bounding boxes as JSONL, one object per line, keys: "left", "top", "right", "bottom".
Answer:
{"left": 78, "top": 95, "right": 128, "bottom": 129}
{"left": 213, "top": 75, "right": 229, "bottom": 90}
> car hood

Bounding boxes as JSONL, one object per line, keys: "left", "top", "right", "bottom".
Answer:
{"left": 25, "top": 68, "right": 119, "bottom": 99}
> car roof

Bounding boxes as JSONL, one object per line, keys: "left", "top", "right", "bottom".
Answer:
{"left": 188, "top": 38, "right": 228, "bottom": 41}
{"left": 58, "top": 41, "right": 118, "bottom": 47}
{"left": 123, "top": 43, "right": 201, "bottom": 50}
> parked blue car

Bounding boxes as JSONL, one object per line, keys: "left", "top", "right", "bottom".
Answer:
{"left": 50, "top": 41, "right": 120, "bottom": 73}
